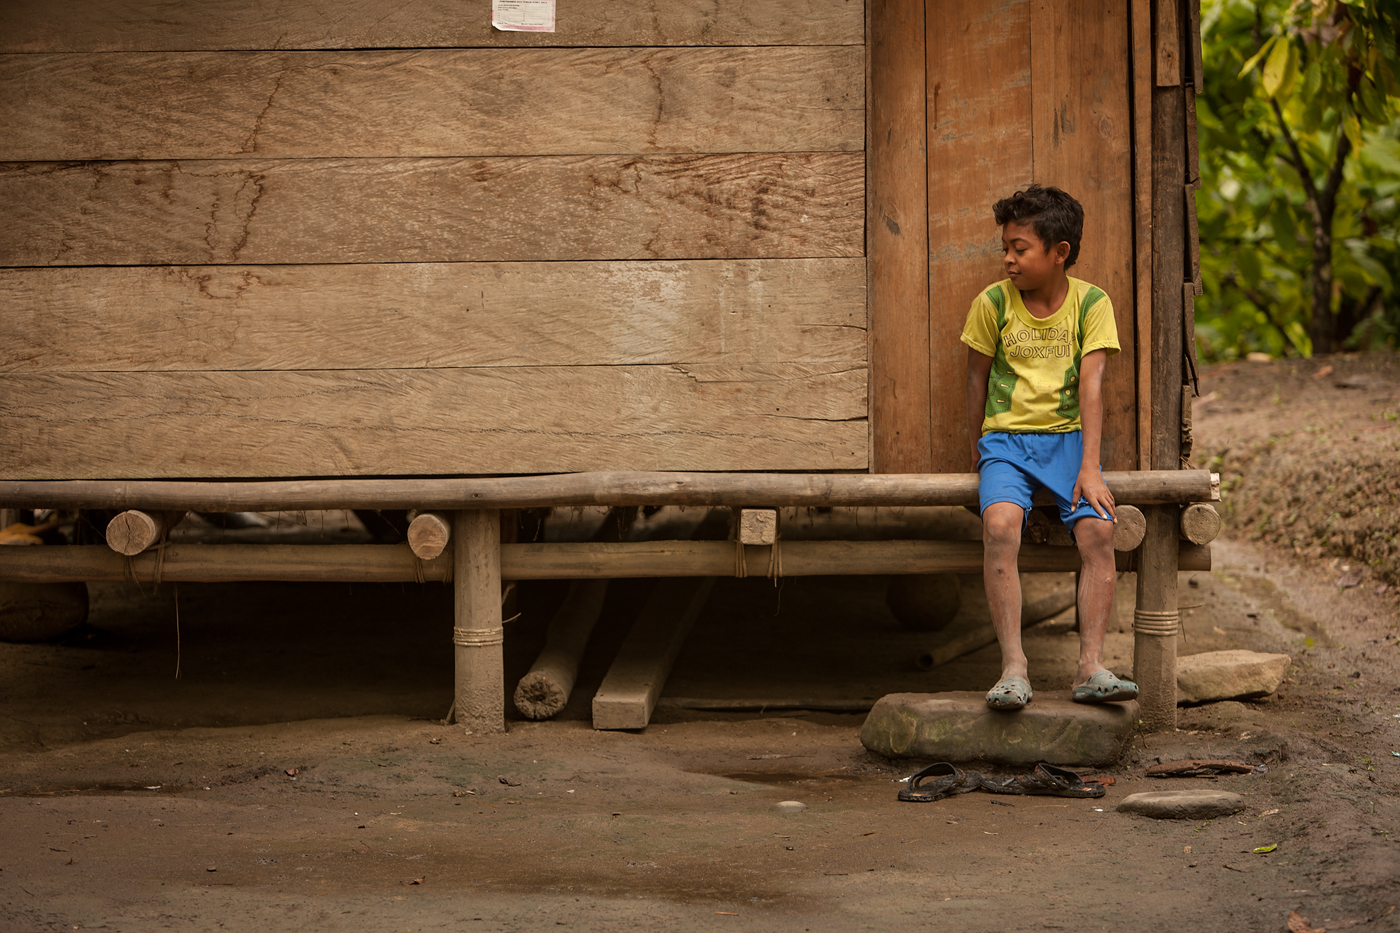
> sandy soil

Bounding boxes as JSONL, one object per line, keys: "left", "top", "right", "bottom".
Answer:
{"left": 3, "top": 362, "right": 1400, "bottom": 932}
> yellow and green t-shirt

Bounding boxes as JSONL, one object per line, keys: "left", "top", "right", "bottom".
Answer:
{"left": 959, "top": 277, "right": 1120, "bottom": 435}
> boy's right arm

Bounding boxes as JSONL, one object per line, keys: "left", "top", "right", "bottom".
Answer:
{"left": 965, "top": 348, "right": 993, "bottom": 469}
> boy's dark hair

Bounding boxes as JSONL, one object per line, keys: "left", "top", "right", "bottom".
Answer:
{"left": 992, "top": 185, "right": 1084, "bottom": 269}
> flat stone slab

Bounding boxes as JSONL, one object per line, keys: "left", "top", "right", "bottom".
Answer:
{"left": 1177, "top": 650, "right": 1291, "bottom": 704}
{"left": 1118, "top": 790, "right": 1245, "bottom": 820}
{"left": 859, "top": 691, "right": 1137, "bottom": 767}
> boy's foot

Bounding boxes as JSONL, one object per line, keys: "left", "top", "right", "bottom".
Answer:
{"left": 986, "top": 675, "right": 1033, "bottom": 710}
{"left": 1071, "top": 670, "right": 1139, "bottom": 704}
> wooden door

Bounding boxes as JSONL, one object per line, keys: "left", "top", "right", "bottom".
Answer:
{"left": 871, "top": 0, "right": 1141, "bottom": 474}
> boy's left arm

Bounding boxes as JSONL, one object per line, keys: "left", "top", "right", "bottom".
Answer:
{"left": 1073, "top": 349, "right": 1116, "bottom": 521}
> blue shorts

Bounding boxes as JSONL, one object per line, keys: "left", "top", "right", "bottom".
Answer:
{"left": 977, "top": 431, "right": 1111, "bottom": 534}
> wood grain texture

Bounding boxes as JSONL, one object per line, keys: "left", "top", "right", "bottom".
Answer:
{"left": 736, "top": 509, "right": 778, "bottom": 545}
{"left": 1186, "top": 182, "right": 1201, "bottom": 293}
{"left": 0, "top": 365, "right": 868, "bottom": 479}
{"left": 0, "top": 0, "right": 863, "bottom": 52}
{"left": 926, "top": 0, "right": 1034, "bottom": 472}
{"left": 868, "top": 0, "right": 931, "bottom": 473}
{"left": 592, "top": 577, "right": 714, "bottom": 730}
{"left": 0, "top": 154, "right": 863, "bottom": 266}
{"left": 406, "top": 511, "right": 451, "bottom": 560}
{"left": 1183, "top": 281, "right": 1200, "bottom": 387}
{"left": 1, "top": 260, "right": 865, "bottom": 374}
{"left": 1185, "top": 86, "right": 1200, "bottom": 184}
{"left": 1132, "top": 0, "right": 1154, "bottom": 469}
{"left": 0, "top": 48, "right": 863, "bottom": 160}
{"left": 104, "top": 509, "right": 185, "bottom": 555}
{"left": 1178, "top": 502, "right": 1220, "bottom": 545}
{"left": 1029, "top": 0, "right": 1138, "bottom": 471}
{"left": 1151, "top": 87, "right": 1186, "bottom": 469}
{"left": 1155, "top": 0, "right": 1182, "bottom": 86}
{"left": 1187, "top": 0, "right": 1204, "bottom": 94}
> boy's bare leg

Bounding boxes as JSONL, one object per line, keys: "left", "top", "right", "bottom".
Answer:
{"left": 1071, "top": 516, "right": 1117, "bottom": 684}
{"left": 983, "top": 503, "right": 1028, "bottom": 682}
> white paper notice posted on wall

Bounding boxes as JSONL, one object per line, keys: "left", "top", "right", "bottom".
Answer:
{"left": 492, "top": 0, "right": 555, "bottom": 32}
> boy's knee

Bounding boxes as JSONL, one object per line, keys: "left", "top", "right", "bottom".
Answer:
{"left": 982, "top": 505, "right": 1023, "bottom": 547}
{"left": 1074, "top": 517, "right": 1115, "bottom": 555}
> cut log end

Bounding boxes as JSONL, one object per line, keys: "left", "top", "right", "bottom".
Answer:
{"left": 1180, "top": 502, "right": 1222, "bottom": 546}
{"left": 1113, "top": 504, "right": 1147, "bottom": 551}
{"left": 1029, "top": 504, "right": 1145, "bottom": 552}
{"left": 104, "top": 509, "right": 185, "bottom": 556}
{"left": 407, "top": 511, "right": 452, "bottom": 560}
{"left": 736, "top": 508, "right": 778, "bottom": 545}
{"left": 105, "top": 510, "right": 159, "bottom": 556}
{"left": 513, "top": 672, "right": 569, "bottom": 721}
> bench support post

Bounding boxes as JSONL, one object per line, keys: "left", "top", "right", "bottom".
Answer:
{"left": 452, "top": 509, "right": 505, "bottom": 734}
{"left": 1132, "top": 505, "right": 1179, "bottom": 731}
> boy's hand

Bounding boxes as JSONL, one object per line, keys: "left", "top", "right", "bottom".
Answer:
{"left": 1072, "top": 467, "right": 1116, "bottom": 521}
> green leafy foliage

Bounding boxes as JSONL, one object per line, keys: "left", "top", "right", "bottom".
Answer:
{"left": 1197, "top": 0, "right": 1400, "bottom": 360}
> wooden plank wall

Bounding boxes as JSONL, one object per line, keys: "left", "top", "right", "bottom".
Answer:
{"left": 920, "top": 0, "right": 1139, "bottom": 472}
{"left": 0, "top": 0, "right": 867, "bottom": 480}
{"left": 868, "top": 0, "right": 931, "bottom": 474}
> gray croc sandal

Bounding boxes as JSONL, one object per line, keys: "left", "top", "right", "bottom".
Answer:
{"left": 1071, "top": 670, "right": 1139, "bottom": 704}
{"left": 986, "top": 675, "right": 1033, "bottom": 710}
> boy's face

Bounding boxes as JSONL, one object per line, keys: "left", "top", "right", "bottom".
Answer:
{"left": 1001, "top": 220, "right": 1071, "bottom": 291}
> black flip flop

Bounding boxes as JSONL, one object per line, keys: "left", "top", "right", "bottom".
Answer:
{"left": 948, "top": 770, "right": 984, "bottom": 795}
{"left": 978, "top": 765, "right": 1106, "bottom": 798}
{"left": 1021, "top": 763, "right": 1106, "bottom": 798}
{"left": 898, "top": 762, "right": 965, "bottom": 802}
{"left": 978, "top": 773, "right": 1028, "bottom": 795}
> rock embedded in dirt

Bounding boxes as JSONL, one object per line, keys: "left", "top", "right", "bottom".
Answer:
{"left": 1117, "top": 790, "right": 1245, "bottom": 820}
{"left": 774, "top": 800, "right": 808, "bottom": 812}
{"left": 859, "top": 692, "right": 1137, "bottom": 767}
{"left": 886, "top": 573, "right": 962, "bottom": 632}
{"left": 1177, "top": 649, "right": 1291, "bottom": 704}
{"left": 0, "top": 581, "right": 89, "bottom": 642}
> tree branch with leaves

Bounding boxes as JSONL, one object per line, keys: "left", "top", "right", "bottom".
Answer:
{"left": 1197, "top": 0, "right": 1400, "bottom": 358}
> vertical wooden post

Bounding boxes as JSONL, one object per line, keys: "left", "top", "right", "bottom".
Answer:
{"left": 1133, "top": 0, "right": 1191, "bottom": 732}
{"left": 868, "top": 0, "right": 931, "bottom": 473}
{"left": 453, "top": 509, "right": 505, "bottom": 734}
{"left": 1134, "top": 506, "right": 1180, "bottom": 729}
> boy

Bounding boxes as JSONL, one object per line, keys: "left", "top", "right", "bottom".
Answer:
{"left": 960, "top": 185, "right": 1138, "bottom": 710}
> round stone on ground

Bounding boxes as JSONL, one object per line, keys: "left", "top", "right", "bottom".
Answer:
{"left": 774, "top": 800, "right": 808, "bottom": 812}
{"left": 0, "top": 581, "right": 89, "bottom": 642}
{"left": 1117, "top": 789, "right": 1245, "bottom": 819}
{"left": 886, "top": 573, "right": 961, "bottom": 632}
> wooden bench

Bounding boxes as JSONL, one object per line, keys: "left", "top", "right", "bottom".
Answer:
{"left": 0, "top": 471, "right": 1218, "bottom": 730}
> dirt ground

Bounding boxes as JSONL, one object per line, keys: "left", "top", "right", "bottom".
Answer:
{"left": 1195, "top": 351, "right": 1400, "bottom": 590}
{"left": 3, "top": 359, "right": 1400, "bottom": 933}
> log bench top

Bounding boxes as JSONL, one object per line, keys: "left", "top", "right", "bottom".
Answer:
{"left": 0, "top": 470, "right": 1217, "bottom": 513}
